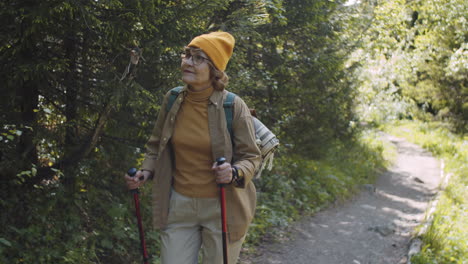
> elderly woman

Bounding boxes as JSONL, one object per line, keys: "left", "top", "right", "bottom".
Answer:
{"left": 125, "top": 32, "right": 261, "bottom": 264}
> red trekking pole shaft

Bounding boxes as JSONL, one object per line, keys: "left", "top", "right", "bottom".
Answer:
{"left": 128, "top": 168, "right": 150, "bottom": 264}
{"left": 216, "top": 158, "right": 229, "bottom": 264}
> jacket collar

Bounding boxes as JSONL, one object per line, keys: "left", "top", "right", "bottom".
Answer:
{"left": 209, "top": 89, "right": 225, "bottom": 109}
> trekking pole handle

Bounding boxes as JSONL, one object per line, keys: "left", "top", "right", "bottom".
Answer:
{"left": 127, "top": 168, "right": 145, "bottom": 180}
{"left": 216, "top": 157, "right": 227, "bottom": 187}
{"left": 216, "top": 157, "right": 226, "bottom": 166}
{"left": 127, "top": 168, "right": 145, "bottom": 193}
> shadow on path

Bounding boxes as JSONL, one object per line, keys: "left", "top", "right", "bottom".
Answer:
{"left": 241, "top": 135, "right": 441, "bottom": 264}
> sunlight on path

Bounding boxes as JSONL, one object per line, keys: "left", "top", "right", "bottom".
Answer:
{"left": 242, "top": 135, "right": 441, "bottom": 264}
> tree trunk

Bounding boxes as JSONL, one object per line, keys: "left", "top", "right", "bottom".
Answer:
{"left": 62, "top": 20, "right": 80, "bottom": 192}
{"left": 16, "top": 37, "right": 39, "bottom": 173}
{"left": 17, "top": 80, "right": 39, "bottom": 166}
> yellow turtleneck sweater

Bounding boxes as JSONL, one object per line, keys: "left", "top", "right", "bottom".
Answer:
{"left": 172, "top": 86, "right": 217, "bottom": 198}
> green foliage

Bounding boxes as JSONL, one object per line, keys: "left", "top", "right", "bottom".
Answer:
{"left": 384, "top": 121, "right": 468, "bottom": 263}
{"left": 0, "top": 169, "right": 158, "bottom": 264}
{"left": 346, "top": 0, "right": 467, "bottom": 131}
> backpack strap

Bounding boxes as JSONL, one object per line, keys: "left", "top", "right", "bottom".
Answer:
{"left": 166, "top": 86, "right": 184, "bottom": 112}
{"left": 223, "top": 92, "right": 236, "bottom": 138}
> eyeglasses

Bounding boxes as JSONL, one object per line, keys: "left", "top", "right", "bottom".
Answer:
{"left": 181, "top": 48, "right": 210, "bottom": 66}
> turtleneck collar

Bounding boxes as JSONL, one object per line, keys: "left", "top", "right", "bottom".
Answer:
{"left": 187, "top": 86, "right": 214, "bottom": 102}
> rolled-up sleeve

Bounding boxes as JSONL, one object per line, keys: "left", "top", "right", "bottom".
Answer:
{"left": 232, "top": 96, "right": 261, "bottom": 187}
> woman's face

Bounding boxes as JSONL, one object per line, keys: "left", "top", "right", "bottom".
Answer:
{"left": 181, "top": 48, "right": 212, "bottom": 91}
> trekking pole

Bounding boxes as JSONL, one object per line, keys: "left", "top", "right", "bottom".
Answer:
{"left": 127, "top": 168, "right": 150, "bottom": 264}
{"left": 216, "top": 157, "right": 229, "bottom": 264}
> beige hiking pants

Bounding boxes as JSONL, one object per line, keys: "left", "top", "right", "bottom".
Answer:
{"left": 160, "top": 189, "right": 245, "bottom": 264}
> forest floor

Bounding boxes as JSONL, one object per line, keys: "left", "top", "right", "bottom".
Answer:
{"left": 239, "top": 134, "right": 442, "bottom": 264}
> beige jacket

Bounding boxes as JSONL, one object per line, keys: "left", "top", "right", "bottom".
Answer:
{"left": 141, "top": 86, "right": 261, "bottom": 241}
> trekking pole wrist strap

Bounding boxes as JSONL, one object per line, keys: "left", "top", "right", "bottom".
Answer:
{"left": 230, "top": 166, "right": 239, "bottom": 184}
{"left": 140, "top": 169, "right": 154, "bottom": 180}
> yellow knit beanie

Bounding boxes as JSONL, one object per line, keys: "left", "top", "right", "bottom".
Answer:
{"left": 188, "top": 31, "right": 235, "bottom": 72}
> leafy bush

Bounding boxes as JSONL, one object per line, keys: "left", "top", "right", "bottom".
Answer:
{"left": 0, "top": 170, "right": 159, "bottom": 264}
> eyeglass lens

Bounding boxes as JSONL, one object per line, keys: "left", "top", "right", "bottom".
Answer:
{"left": 182, "top": 50, "right": 206, "bottom": 65}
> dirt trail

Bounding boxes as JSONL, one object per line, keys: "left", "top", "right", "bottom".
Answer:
{"left": 240, "top": 134, "right": 441, "bottom": 264}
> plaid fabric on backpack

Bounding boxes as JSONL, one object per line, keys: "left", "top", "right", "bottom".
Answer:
{"left": 167, "top": 86, "right": 279, "bottom": 178}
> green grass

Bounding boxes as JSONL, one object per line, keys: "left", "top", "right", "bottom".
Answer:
{"left": 383, "top": 120, "right": 468, "bottom": 264}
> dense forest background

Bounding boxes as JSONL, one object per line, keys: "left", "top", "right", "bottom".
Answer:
{"left": 1, "top": 0, "right": 466, "bottom": 263}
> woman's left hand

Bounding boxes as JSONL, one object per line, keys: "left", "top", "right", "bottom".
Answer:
{"left": 212, "top": 161, "right": 233, "bottom": 184}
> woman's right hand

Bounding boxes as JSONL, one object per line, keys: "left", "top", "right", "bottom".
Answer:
{"left": 124, "top": 170, "right": 151, "bottom": 190}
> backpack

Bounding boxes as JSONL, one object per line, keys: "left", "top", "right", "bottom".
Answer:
{"left": 166, "top": 86, "right": 279, "bottom": 179}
